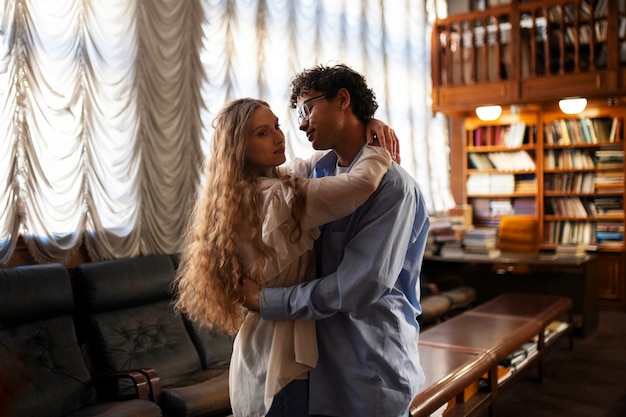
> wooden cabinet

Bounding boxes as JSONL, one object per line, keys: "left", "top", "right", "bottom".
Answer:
{"left": 432, "top": 0, "right": 626, "bottom": 113}
{"left": 435, "top": 0, "right": 626, "bottom": 311}
{"left": 598, "top": 251, "right": 625, "bottom": 311}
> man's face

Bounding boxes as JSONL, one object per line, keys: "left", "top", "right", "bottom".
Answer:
{"left": 296, "top": 90, "right": 341, "bottom": 150}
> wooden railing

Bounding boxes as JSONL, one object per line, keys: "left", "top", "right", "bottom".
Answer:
{"left": 431, "top": 0, "right": 626, "bottom": 113}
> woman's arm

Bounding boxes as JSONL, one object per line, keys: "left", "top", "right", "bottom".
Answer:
{"left": 295, "top": 146, "right": 392, "bottom": 230}
{"left": 256, "top": 146, "right": 391, "bottom": 283}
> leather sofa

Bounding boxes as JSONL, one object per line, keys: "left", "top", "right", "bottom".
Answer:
{"left": 0, "top": 264, "right": 162, "bottom": 417}
{"left": 72, "top": 254, "right": 233, "bottom": 417}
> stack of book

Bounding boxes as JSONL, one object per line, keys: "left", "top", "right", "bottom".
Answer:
{"left": 595, "top": 222, "right": 624, "bottom": 246}
{"left": 428, "top": 215, "right": 466, "bottom": 256}
{"left": 439, "top": 240, "right": 465, "bottom": 258}
{"left": 463, "top": 228, "right": 501, "bottom": 259}
{"left": 466, "top": 173, "right": 515, "bottom": 195}
{"left": 556, "top": 243, "right": 587, "bottom": 259}
{"left": 489, "top": 200, "right": 514, "bottom": 216}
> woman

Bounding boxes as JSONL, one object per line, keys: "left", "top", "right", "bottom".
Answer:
{"left": 173, "top": 98, "right": 393, "bottom": 417}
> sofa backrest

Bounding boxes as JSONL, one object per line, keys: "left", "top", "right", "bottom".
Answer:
{"left": 183, "top": 320, "right": 234, "bottom": 370}
{"left": 72, "top": 255, "right": 202, "bottom": 389}
{"left": 0, "top": 264, "right": 98, "bottom": 417}
{"left": 169, "top": 252, "right": 234, "bottom": 370}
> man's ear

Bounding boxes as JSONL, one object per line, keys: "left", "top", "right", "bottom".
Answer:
{"left": 336, "top": 88, "right": 351, "bottom": 110}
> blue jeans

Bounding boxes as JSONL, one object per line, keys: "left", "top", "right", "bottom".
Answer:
{"left": 266, "top": 379, "right": 331, "bottom": 417}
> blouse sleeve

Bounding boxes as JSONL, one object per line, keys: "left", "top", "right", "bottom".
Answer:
{"left": 278, "top": 151, "right": 327, "bottom": 178}
{"left": 264, "top": 146, "right": 391, "bottom": 243}
{"left": 297, "top": 145, "right": 392, "bottom": 230}
{"left": 259, "top": 146, "right": 391, "bottom": 281}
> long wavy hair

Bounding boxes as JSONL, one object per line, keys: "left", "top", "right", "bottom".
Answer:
{"left": 173, "top": 98, "right": 305, "bottom": 334}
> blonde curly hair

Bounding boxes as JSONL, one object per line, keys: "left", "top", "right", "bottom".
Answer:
{"left": 173, "top": 98, "right": 305, "bottom": 335}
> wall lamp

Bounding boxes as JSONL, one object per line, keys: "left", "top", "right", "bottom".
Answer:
{"left": 558, "top": 97, "right": 587, "bottom": 114}
{"left": 475, "top": 105, "right": 502, "bottom": 121}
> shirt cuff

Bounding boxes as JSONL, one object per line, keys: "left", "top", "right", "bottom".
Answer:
{"left": 260, "top": 287, "right": 288, "bottom": 320}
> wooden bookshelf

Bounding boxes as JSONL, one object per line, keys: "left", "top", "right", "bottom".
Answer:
{"left": 433, "top": 0, "right": 626, "bottom": 312}
{"left": 431, "top": 0, "right": 626, "bottom": 114}
{"left": 541, "top": 106, "right": 624, "bottom": 253}
{"left": 464, "top": 113, "right": 540, "bottom": 226}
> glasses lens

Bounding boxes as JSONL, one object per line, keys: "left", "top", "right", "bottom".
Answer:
{"left": 298, "top": 94, "right": 326, "bottom": 123}
{"left": 298, "top": 106, "right": 305, "bottom": 123}
{"left": 297, "top": 104, "right": 309, "bottom": 123}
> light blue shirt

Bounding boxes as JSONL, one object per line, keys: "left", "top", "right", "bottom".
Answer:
{"left": 261, "top": 148, "right": 429, "bottom": 417}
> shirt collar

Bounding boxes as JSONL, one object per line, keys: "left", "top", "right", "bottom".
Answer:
{"left": 312, "top": 147, "right": 365, "bottom": 178}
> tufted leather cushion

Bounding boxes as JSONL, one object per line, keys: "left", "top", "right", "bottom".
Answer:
{"left": 0, "top": 264, "right": 162, "bottom": 417}
{"left": 73, "top": 255, "right": 231, "bottom": 416}
{"left": 73, "top": 256, "right": 202, "bottom": 393}
{"left": 88, "top": 300, "right": 202, "bottom": 378}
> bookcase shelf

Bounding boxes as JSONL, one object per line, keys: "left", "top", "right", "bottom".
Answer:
{"left": 542, "top": 107, "right": 624, "bottom": 253}
{"left": 460, "top": 104, "right": 625, "bottom": 310}
{"left": 463, "top": 105, "right": 624, "bottom": 250}
{"left": 436, "top": 1, "right": 626, "bottom": 312}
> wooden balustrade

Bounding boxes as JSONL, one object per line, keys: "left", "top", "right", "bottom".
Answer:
{"left": 431, "top": 0, "right": 626, "bottom": 113}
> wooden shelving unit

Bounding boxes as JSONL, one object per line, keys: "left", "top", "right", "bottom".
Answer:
{"left": 431, "top": 0, "right": 626, "bottom": 113}
{"left": 464, "top": 112, "right": 540, "bottom": 227}
{"left": 432, "top": 0, "right": 626, "bottom": 312}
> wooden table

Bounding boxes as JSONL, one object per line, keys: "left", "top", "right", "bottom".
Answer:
{"left": 411, "top": 293, "right": 574, "bottom": 417}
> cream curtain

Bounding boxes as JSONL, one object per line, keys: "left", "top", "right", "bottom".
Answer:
{"left": 0, "top": 0, "right": 453, "bottom": 265}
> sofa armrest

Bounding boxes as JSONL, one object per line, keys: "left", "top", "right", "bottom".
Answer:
{"left": 92, "top": 369, "right": 155, "bottom": 401}
{"left": 138, "top": 367, "right": 162, "bottom": 404}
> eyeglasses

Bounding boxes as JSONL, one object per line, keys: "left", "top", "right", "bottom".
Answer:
{"left": 298, "top": 94, "right": 329, "bottom": 123}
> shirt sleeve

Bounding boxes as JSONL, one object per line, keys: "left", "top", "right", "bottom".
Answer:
{"left": 260, "top": 171, "right": 429, "bottom": 320}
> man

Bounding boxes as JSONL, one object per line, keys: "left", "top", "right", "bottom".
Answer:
{"left": 241, "top": 63, "right": 430, "bottom": 417}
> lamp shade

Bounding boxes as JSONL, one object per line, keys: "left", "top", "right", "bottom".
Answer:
{"left": 559, "top": 98, "right": 587, "bottom": 114}
{"left": 475, "top": 105, "right": 502, "bottom": 121}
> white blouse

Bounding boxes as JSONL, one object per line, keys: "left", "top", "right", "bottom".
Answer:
{"left": 229, "top": 146, "right": 391, "bottom": 417}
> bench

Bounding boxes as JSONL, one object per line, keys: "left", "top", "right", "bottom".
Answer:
{"left": 411, "top": 292, "right": 573, "bottom": 417}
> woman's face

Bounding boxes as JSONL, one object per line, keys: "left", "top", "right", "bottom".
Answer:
{"left": 245, "top": 105, "right": 286, "bottom": 172}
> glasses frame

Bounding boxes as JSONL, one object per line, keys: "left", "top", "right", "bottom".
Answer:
{"left": 298, "top": 94, "right": 329, "bottom": 123}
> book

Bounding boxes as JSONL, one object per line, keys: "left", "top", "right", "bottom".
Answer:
{"left": 462, "top": 249, "right": 502, "bottom": 259}
{"left": 556, "top": 243, "right": 587, "bottom": 258}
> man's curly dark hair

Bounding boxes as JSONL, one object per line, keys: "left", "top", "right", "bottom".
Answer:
{"left": 289, "top": 64, "right": 378, "bottom": 124}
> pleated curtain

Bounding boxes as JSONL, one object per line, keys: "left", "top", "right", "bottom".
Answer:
{"left": 0, "top": 0, "right": 453, "bottom": 265}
